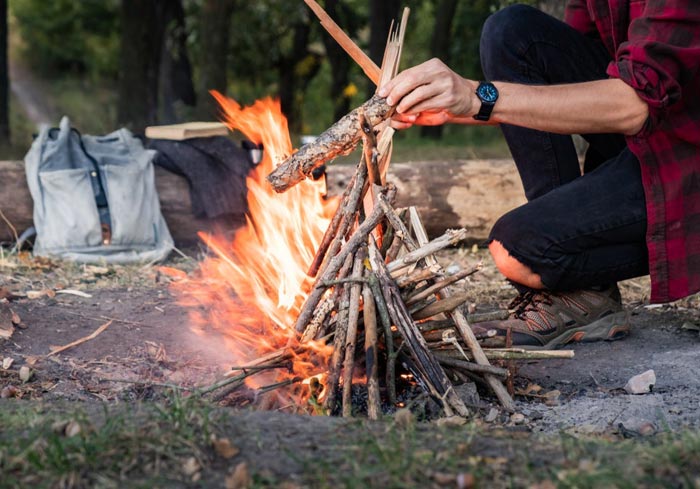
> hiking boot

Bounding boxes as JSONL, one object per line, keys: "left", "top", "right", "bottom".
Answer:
{"left": 473, "top": 285, "right": 630, "bottom": 350}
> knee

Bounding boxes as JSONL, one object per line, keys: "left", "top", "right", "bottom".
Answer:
{"left": 488, "top": 207, "right": 547, "bottom": 288}
{"left": 480, "top": 4, "right": 544, "bottom": 79}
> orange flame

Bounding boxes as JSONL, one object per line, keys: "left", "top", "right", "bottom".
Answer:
{"left": 177, "top": 92, "right": 338, "bottom": 407}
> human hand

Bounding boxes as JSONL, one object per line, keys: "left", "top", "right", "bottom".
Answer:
{"left": 378, "top": 58, "right": 476, "bottom": 130}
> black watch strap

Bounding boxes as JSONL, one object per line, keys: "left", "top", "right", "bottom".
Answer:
{"left": 474, "top": 101, "right": 496, "bottom": 122}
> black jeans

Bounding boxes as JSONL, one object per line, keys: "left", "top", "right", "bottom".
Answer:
{"left": 481, "top": 4, "right": 649, "bottom": 291}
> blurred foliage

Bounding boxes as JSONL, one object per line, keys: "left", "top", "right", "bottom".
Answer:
{"left": 6, "top": 0, "right": 542, "bottom": 145}
{"left": 11, "top": 0, "right": 120, "bottom": 78}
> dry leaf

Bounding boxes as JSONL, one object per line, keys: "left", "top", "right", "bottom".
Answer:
{"left": 529, "top": 481, "right": 556, "bottom": 489}
{"left": 394, "top": 408, "right": 414, "bottom": 429}
{"left": 0, "top": 303, "right": 15, "bottom": 339}
{"left": 457, "top": 473, "right": 475, "bottom": 489}
{"left": 25, "top": 356, "right": 39, "bottom": 366}
{"left": 26, "top": 289, "right": 55, "bottom": 300}
{"left": 0, "top": 286, "right": 19, "bottom": 300}
{"left": 211, "top": 435, "right": 240, "bottom": 459}
{"left": 182, "top": 457, "right": 200, "bottom": 477}
{"left": 19, "top": 366, "right": 32, "bottom": 382}
{"left": 225, "top": 462, "right": 251, "bottom": 489}
{"left": 84, "top": 265, "right": 110, "bottom": 276}
{"left": 145, "top": 341, "right": 168, "bottom": 363}
{"left": 1, "top": 385, "right": 19, "bottom": 398}
{"left": 2, "top": 357, "right": 13, "bottom": 369}
{"left": 157, "top": 266, "right": 187, "bottom": 281}
{"left": 431, "top": 472, "right": 456, "bottom": 485}
{"left": 0, "top": 324, "right": 13, "bottom": 340}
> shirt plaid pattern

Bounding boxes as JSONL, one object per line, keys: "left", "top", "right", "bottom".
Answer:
{"left": 565, "top": 0, "right": 700, "bottom": 303}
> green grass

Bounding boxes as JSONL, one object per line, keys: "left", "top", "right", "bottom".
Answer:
{"left": 0, "top": 393, "right": 215, "bottom": 488}
{"left": 3, "top": 395, "right": 699, "bottom": 488}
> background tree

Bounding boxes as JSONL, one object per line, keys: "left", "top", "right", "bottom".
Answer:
{"left": 196, "top": 0, "right": 236, "bottom": 119}
{"left": 421, "top": 0, "right": 459, "bottom": 140}
{"left": 117, "top": 0, "right": 169, "bottom": 132}
{"left": 159, "top": 0, "right": 196, "bottom": 123}
{"left": 0, "top": 0, "right": 9, "bottom": 145}
{"left": 320, "top": 0, "right": 361, "bottom": 121}
{"left": 368, "top": 0, "right": 401, "bottom": 95}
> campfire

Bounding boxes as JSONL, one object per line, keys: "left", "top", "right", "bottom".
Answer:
{"left": 178, "top": 4, "right": 573, "bottom": 418}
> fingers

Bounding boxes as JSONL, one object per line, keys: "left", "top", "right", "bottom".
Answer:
{"left": 396, "top": 84, "right": 444, "bottom": 115}
{"left": 378, "top": 59, "right": 443, "bottom": 104}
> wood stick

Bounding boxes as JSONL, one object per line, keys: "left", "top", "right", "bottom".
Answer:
{"left": 340, "top": 248, "right": 366, "bottom": 417}
{"left": 406, "top": 265, "right": 481, "bottom": 306}
{"left": 368, "top": 241, "right": 469, "bottom": 418}
{"left": 301, "top": 295, "right": 335, "bottom": 342}
{"left": 437, "top": 348, "right": 575, "bottom": 361}
{"left": 46, "top": 320, "right": 113, "bottom": 357}
{"left": 366, "top": 259, "right": 397, "bottom": 406}
{"left": 315, "top": 158, "right": 368, "bottom": 279}
{"left": 411, "top": 291, "right": 470, "bottom": 321}
{"left": 294, "top": 186, "right": 392, "bottom": 332}
{"left": 303, "top": 0, "right": 380, "bottom": 85}
{"left": 267, "top": 95, "right": 394, "bottom": 193}
{"left": 386, "top": 228, "right": 468, "bottom": 273}
{"left": 320, "top": 254, "right": 355, "bottom": 411}
{"left": 409, "top": 209, "right": 516, "bottom": 412}
{"left": 360, "top": 111, "right": 381, "bottom": 187}
{"left": 363, "top": 276, "right": 381, "bottom": 420}
{"left": 307, "top": 161, "right": 361, "bottom": 277}
{"left": 395, "top": 267, "right": 438, "bottom": 288}
{"left": 434, "top": 355, "right": 509, "bottom": 379}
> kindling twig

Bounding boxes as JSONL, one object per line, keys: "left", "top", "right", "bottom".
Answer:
{"left": 341, "top": 247, "right": 367, "bottom": 417}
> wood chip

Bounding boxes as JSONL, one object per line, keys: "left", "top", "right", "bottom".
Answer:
{"left": 2, "top": 357, "right": 13, "bottom": 369}
{"left": 56, "top": 289, "right": 92, "bottom": 298}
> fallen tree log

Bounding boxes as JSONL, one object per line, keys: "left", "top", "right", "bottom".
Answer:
{"left": 0, "top": 159, "right": 525, "bottom": 246}
{"left": 266, "top": 95, "right": 394, "bottom": 193}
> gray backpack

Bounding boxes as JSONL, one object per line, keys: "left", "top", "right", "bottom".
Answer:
{"left": 24, "top": 116, "right": 173, "bottom": 263}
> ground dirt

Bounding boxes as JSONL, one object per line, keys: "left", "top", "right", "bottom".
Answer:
{"left": 1, "top": 248, "right": 699, "bottom": 487}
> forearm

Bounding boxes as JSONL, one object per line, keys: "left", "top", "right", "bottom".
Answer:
{"left": 454, "top": 78, "right": 649, "bottom": 136}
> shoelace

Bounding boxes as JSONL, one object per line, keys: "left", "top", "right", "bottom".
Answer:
{"left": 508, "top": 290, "right": 554, "bottom": 320}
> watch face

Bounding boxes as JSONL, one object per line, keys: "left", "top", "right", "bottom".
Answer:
{"left": 477, "top": 83, "right": 499, "bottom": 103}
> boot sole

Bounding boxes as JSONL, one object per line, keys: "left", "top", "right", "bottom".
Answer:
{"left": 527, "top": 310, "right": 631, "bottom": 350}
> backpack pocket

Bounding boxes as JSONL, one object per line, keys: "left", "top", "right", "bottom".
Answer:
{"left": 37, "top": 168, "right": 103, "bottom": 250}
{"left": 101, "top": 163, "right": 158, "bottom": 247}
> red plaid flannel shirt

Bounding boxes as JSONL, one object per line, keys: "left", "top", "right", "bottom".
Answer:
{"left": 565, "top": 0, "right": 700, "bottom": 303}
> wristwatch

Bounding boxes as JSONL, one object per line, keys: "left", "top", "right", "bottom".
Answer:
{"left": 473, "top": 81, "right": 499, "bottom": 121}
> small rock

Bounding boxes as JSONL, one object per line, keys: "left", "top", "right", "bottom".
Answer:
{"left": 510, "top": 413, "right": 526, "bottom": 425}
{"left": 182, "top": 457, "right": 200, "bottom": 477}
{"left": 2, "top": 357, "right": 13, "bottom": 370}
{"left": 454, "top": 382, "right": 480, "bottom": 406}
{"left": 19, "top": 366, "right": 32, "bottom": 383}
{"left": 484, "top": 408, "right": 499, "bottom": 423}
{"left": 681, "top": 321, "right": 700, "bottom": 332}
{"left": 436, "top": 416, "right": 468, "bottom": 428}
{"left": 624, "top": 369, "right": 656, "bottom": 394}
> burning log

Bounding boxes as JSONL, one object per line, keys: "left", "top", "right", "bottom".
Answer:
{"left": 267, "top": 95, "right": 394, "bottom": 193}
